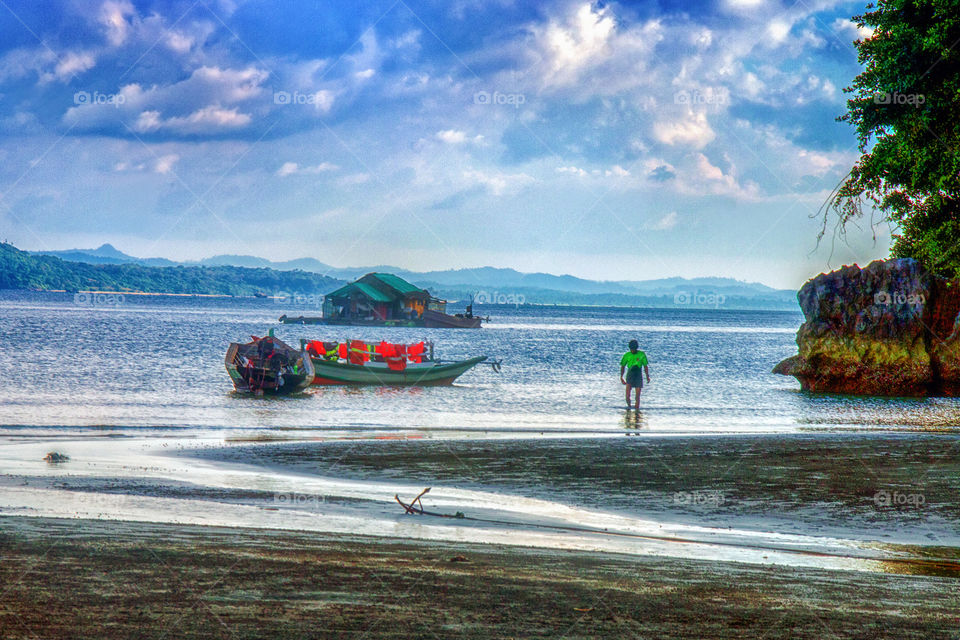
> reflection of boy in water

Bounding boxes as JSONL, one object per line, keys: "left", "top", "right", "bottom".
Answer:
{"left": 619, "top": 339, "right": 650, "bottom": 410}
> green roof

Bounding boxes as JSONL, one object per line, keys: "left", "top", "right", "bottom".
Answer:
{"left": 368, "top": 273, "right": 424, "bottom": 295}
{"left": 327, "top": 281, "right": 395, "bottom": 302}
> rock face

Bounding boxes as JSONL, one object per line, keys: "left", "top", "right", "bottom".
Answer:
{"left": 774, "top": 258, "right": 960, "bottom": 396}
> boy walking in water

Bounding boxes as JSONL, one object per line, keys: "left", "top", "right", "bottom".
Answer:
{"left": 620, "top": 339, "right": 650, "bottom": 409}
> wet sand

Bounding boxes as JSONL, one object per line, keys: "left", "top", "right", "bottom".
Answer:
{"left": 189, "top": 432, "right": 960, "bottom": 545}
{"left": 2, "top": 516, "right": 958, "bottom": 640}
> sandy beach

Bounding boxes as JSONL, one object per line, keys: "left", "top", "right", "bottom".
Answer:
{"left": 2, "top": 427, "right": 960, "bottom": 637}
{"left": 3, "top": 516, "right": 959, "bottom": 639}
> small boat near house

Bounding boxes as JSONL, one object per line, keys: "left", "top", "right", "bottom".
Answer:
{"left": 279, "top": 272, "right": 483, "bottom": 328}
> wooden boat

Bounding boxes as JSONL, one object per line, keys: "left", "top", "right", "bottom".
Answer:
{"left": 310, "top": 355, "right": 488, "bottom": 386}
{"left": 422, "top": 309, "right": 482, "bottom": 329}
{"left": 304, "top": 340, "right": 492, "bottom": 386}
{"left": 225, "top": 333, "right": 315, "bottom": 395}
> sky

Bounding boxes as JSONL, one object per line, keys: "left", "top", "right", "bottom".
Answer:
{"left": 0, "top": 0, "right": 893, "bottom": 288}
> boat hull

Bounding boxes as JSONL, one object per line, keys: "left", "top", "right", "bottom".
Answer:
{"left": 421, "top": 309, "right": 482, "bottom": 328}
{"left": 279, "top": 311, "right": 482, "bottom": 328}
{"left": 225, "top": 341, "right": 315, "bottom": 395}
{"left": 309, "top": 356, "right": 487, "bottom": 386}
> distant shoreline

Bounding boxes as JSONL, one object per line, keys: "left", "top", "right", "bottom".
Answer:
{"left": 4, "top": 287, "right": 801, "bottom": 312}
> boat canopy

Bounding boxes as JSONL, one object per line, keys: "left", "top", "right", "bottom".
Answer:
{"left": 305, "top": 340, "right": 427, "bottom": 370}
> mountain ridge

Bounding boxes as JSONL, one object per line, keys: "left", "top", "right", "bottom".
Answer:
{"left": 30, "top": 245, "right": 795, "bottom": 302}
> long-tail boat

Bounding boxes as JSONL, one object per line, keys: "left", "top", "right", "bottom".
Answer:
{"left": 225, "top": 332, "right": 315, "bottom": 395}
{"left": 303, "top": 339, "right": 496, "bottom": 386}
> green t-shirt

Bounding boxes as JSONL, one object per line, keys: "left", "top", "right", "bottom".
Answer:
{"left": 620, "top": 350, "right": 648, "bottom": 369}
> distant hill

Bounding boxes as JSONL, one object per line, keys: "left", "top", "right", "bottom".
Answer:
{"left": 4, "top": 243, "right": 341, "bottom": 296}
{"left": 30, "top": 243, "right": 179, "bottom": 267}
{"left": 26, "top": 244, "right": 798, "bottom": 309}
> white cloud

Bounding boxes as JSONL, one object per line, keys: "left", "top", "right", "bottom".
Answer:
{"left": 557, "top": 164, "right": 629, "bottom": 178}
{"left": 276, "top": 161, "right": 338, "bottom": 177}
{"left": 133, "top": 110, "right": 162, "bottom": 132}
{"left": 276, "top": 162, "right": 299, "bottom": 177}
{"left": 133, "top": 106, "right": 252, "bottom": 134}
{"left": 188, "top": 66, "right": 268, "bottom": 102}
{"left": 831, "top": 17, "right": 874, "bottom": 42}
{"left": 653, "top": 111, "right": 716, "bottom": 148}
{"left": 795, "top": 149, "right": 840, "bottom": 176}
{"left": 606, "top": 165, "right": 630, "bottom": 177}
{"left": 99, "top": 0, "right": 135, "bottom": 46}
{"left": 355, "top": 68, "right": 375, "bottom": 80}
{"left": 464, "top": 169, "right": 534, "bottom": 196}
{"left": 436, "top": 129, "right": 466, "bottom": 144}
{"left": 153, "top": 154, "right": 179, "bottom": 174}
{"left": 64, "top": 66, "right": 269, "bottom": 135}
{"left": 54, "top": 51, "right": 96, "bottom": 81}
{"left": 646, "top": 211, "right": 678, "bottom": 230}
{"left": 529, "top": 3, "right": 663, "bottom": 94}
{"left": 677, "top": 152, "right": 760, "bottom": 200}
{"left": 766, "top": 20, "right": 792, "bottom": 45}
{"left": 696, "top": 153, "right": 727, "bottom": 182}
{"left": 166, "top": 31, "right": 195, "bottom": 54}
{"left": 542, "top": 4, "right": 615, "bottom": 80}
{"left": 434, "top": 129, "right": 484, "bottom": 145}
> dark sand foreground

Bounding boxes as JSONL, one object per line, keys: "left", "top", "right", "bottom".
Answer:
{"left": 1, "top": 517, "right": 958, "bottom": 639}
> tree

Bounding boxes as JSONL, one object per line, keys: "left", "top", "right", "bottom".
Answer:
{"left": 831, "top": 0, "right": 960, "bottom": 277}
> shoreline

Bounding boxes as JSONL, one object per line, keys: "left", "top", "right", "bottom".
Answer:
{"left": 3, "top": 430, "right": 959, "bottom": 576}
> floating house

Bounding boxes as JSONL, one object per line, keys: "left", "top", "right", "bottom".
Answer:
{"left": 279, "top": 272, "right": 482, "bottom": 328}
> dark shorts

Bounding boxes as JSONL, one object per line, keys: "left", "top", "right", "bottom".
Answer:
{"left": 626, "top": 366, "right": 643, "bottom": 388}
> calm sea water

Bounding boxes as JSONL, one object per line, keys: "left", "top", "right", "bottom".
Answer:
{"left": 1, "top": 290, "right": 957, "bottom": 432}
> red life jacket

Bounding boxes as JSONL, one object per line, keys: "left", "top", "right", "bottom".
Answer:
{"left": 407, "top": 341, "right": 425, "bottom": 364}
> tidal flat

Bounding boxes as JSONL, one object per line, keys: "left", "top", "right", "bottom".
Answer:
{"left": 189, "top": 432, "right": 960, "bottom": 546}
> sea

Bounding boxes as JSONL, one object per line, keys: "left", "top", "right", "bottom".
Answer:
{"left": 0, "top": 290, "right": 956, "bottom": 433}
{"left": 2, "top": 290, "right": 960, "bottom": 573}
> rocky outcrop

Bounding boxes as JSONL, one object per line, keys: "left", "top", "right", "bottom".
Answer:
{"left": 774, "top": 258, "right": 960, "bottom": 396}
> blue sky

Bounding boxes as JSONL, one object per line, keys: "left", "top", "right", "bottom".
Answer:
{"left": 0, "top": 0, "right": 890, "bottom": 287}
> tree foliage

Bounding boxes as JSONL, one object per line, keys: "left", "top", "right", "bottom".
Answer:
{"left": 832, "top": 0, "right": 960, "bottom": 277}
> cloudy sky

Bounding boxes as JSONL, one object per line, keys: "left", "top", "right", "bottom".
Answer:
{"left": 0, "top": 0, "right": 889, "bottom": 287}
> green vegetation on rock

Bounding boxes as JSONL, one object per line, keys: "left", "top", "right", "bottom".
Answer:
{"left": 832, "top": 0, "right": 960, "bottom": 277}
